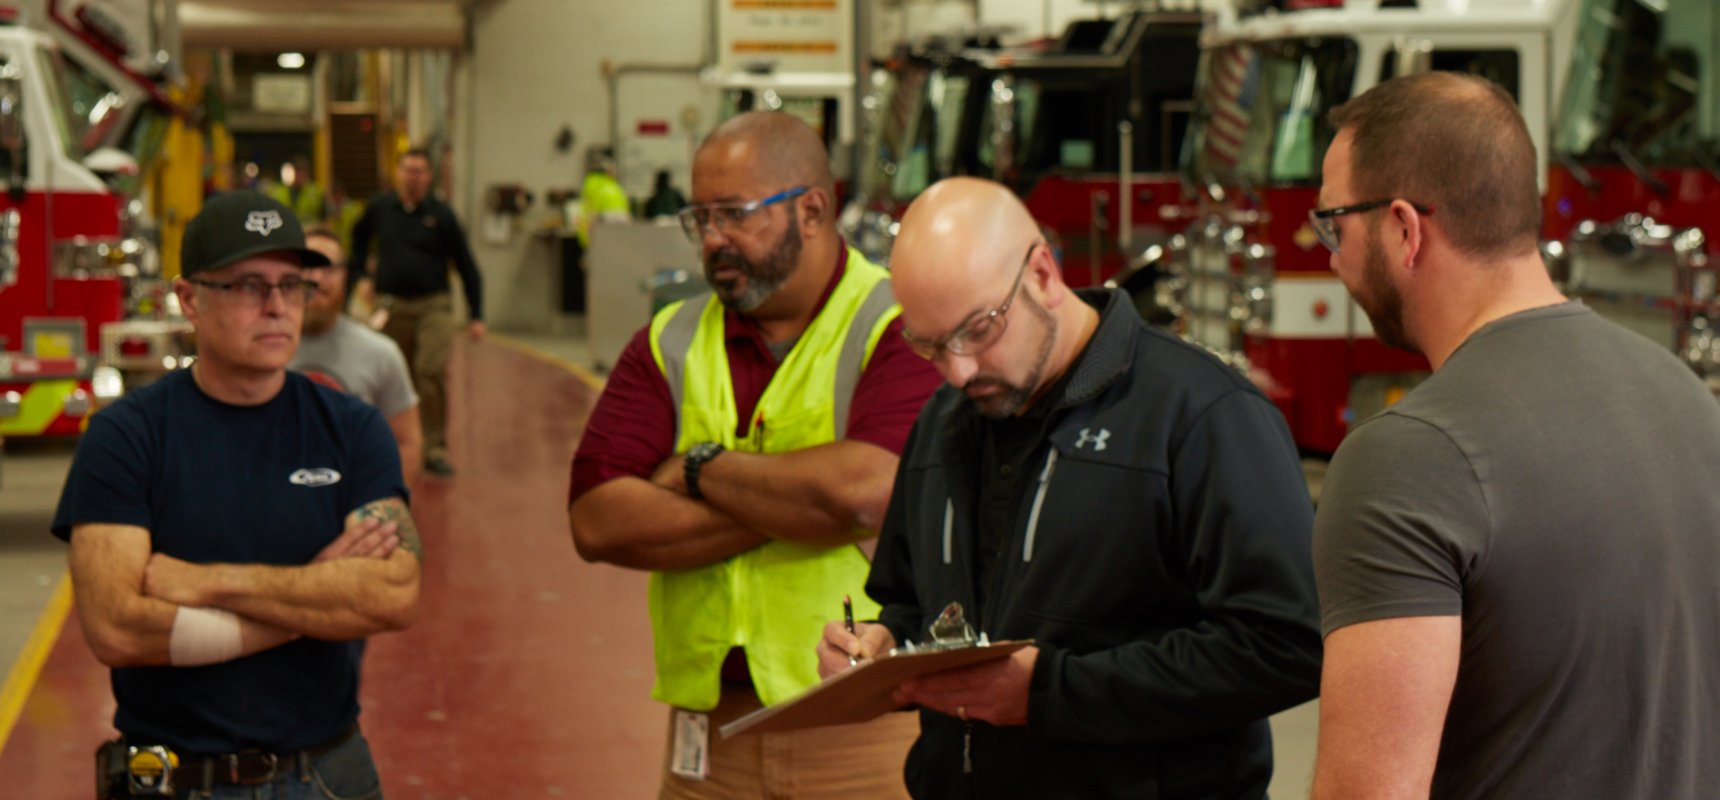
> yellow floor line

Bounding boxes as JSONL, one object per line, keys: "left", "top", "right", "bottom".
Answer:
{"left": 0, "top": 571, "right": 73, "bottom": 756}
{"left": 485, "top": 334, "right": 606, "bottom": 390}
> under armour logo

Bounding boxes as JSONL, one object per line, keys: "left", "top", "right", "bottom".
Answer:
{"left": 245, "top": 210, "right": 284, "bottom": 236}
{"left": 1075, "top": 427, "right": 1110, "bottom": 451}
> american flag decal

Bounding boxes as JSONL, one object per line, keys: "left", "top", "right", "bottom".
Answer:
{"left": 1204, "top": 44, "right": 1259, "bottom": 169}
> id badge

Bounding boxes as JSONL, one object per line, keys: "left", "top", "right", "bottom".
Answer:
{"left": 670, "top": 710, "right": 710, "bottom": 780}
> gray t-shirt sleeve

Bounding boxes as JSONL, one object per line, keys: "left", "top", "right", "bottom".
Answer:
{"left": 371, "top": 334, "right": 419, "bottom": 418}
{"left": 1313, "top": 413, "right": 1492, "bottom": 636}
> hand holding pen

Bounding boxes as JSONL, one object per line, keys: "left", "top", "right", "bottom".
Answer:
{"left": 816, "top": 599, "right": 898, "bottom": 679}
{"left": 844, "top": 595, "right": 858, "bottom": 666}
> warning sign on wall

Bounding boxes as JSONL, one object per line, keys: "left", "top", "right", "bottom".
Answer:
{"left": 717, "top": 0, "right": 850, "bottom": 74}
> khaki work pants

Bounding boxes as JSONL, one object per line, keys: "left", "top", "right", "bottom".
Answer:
{"left": 379, "top": 293, "right": 454, "bottom": 459}
{"left": 659, "top": 686, "right": 918, "bottom": 800}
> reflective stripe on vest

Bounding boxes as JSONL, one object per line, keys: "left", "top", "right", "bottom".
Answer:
{"left": 645, "top": 248, "right": 898, "bottom": 710}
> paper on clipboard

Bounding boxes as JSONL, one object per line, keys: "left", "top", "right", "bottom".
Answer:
{"left": 718, "top": 639, "right": 1034, "bottom": 739}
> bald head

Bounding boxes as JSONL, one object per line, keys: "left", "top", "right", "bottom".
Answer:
{"left": 892, "top": 177, "right": 1041, "bottom": 302}
{"left": 891, "top": 177, "right": 1093, "bottom": 419}
{"left": 696, "top": 111, "right": 835, "bottom": 223}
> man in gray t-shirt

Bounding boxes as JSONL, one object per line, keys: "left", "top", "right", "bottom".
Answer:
{"left": 293, "top": 230, "right": 422, "bottom": 485}
{"left": 1308, "top": 73, "right": 1720, "bottom": 800}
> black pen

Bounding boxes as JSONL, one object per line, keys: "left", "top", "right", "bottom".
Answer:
{"left": 844, "top": 594, "right": 858, "bottom": 666}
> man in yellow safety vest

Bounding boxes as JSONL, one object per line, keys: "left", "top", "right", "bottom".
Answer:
{"left": 568, "top": 111, "right": 943, "bottom": 798}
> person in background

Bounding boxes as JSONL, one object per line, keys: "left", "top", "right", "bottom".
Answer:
{"left": 578, "top": 145, "right": 632, "bottom": 247}
{"left": 292, "top": 228, "right": 423, "bottom": 486}
{"left": 266, "top": 154, "right": 326, "bottom": 225}
{"left": 644, "top": 169, "right": 689, "bottom": 218}
{"left": 350, "top": 147, "right": 485, "bottom": 478}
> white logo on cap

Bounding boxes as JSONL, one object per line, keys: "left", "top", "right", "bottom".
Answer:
{"left": 288, "top": 468, "right": 342, "bottom": 487}
{"left": 245, "top": 210, "right": 284, "bottom": 237}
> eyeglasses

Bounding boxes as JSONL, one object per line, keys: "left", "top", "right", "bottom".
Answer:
{"left": 677, "top": 186, "right": 807, "bottom": 242}
{"left": 1309, "top": 198, "right": 1434, "bottom": 253}
{"left": 903, "top": 241, "right": 1040, "bottom": 360}
{"left": 190, "top": 276, "right": 320, "bottom": 307}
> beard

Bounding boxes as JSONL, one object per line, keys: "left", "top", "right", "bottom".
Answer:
{"left": 302, "top": 298, "right": 342, "bottom": 335}
{"left": 705, "top": 214, "right": 802, "bottom": 312}
{"left": 965, "top": 292, "right": 1057, "bottom": 419}
{"left": 1359, "top": 231, "right": 1415, "bottom": 353}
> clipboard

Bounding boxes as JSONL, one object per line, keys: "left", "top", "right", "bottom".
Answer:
{"left": 718, "top": 639, "right": 1034, "bottom": 739}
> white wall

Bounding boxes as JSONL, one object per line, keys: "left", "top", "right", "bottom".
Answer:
{"left": 977, "top": 0, "right": 1222, "bottom": 42}
{"left": 459, "top": 0, "right": 708, "bottom": 332}
{"left": 458, "top": 0, "right": 1237, "bottom": 330}
{"left": 978, "top": 0, "right": 1116, "bottom": 41}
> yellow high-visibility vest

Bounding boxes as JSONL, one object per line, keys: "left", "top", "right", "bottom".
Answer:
{"left": 647, "top": 249, "right": 900, "bottom": 709}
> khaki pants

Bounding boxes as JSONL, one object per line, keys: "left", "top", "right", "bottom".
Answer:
{"left": 660, "top": 686, "right": 918, "bottom": 800}
{"left": 378, "top": 293, "right": 454, "bottom": 458}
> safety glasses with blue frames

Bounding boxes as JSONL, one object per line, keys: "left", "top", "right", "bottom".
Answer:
{"left": 1309, "top": 198, "right": 1434, "bottom": 253}
{"left": 677, "top": 186, "right": 808, "bottom": 243}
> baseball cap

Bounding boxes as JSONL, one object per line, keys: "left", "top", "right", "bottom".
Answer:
{"left": 180, "top": 190, "right": 332, "bottom": 276}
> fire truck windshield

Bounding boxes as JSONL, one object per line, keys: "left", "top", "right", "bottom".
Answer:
{"left": 34, "top": 43, "right": 126, "bottom": 163}
{"left": 1182, "top": 37, "right": 1358, "bottom": 189}
{"left": 1554, "top": 0, "right": 1719, "bottom": 167}
{"left": 857, "top": 62, "right": 970, "bottom": 207}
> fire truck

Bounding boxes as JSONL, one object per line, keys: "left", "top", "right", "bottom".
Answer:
{"left": 844, "top": 10, "right": 1202, "bottom": 292}
{"left": 1155, "top": 0, "right": 1580, "bottom": 453}
{"left": 1543, "top": 0, "right": 1720, "bottom": 391}
{"left": 0, "top": 8, "right": 183, "bottom": 441}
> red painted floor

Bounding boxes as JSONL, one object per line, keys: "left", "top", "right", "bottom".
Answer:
{"left": 0, "top": 337, "right": 667, "bottom": 798}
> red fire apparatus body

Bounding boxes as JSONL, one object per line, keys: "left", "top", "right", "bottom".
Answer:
{"left": 1164, "top": 0, "right": 1580, "bottom": 453}
{"left": 845, "top": 11, "right": 1201, "bottom": 293}
{"left": 0, "top": 6, "right": 179, "bottom": 441}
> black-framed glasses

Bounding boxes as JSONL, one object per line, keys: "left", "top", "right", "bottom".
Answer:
{"left": 903, "top": 241, "right": 1041, "bottom": 360}
{"left": 190, "top": 276, "right": 320, "bottom": 307}
{"left": 1309, "top": 198, "right": 1434, "bottom": 253}
{"left": 677, "top": 186, "right": 808, "bottom": 242}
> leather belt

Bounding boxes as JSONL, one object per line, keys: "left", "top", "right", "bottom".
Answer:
{"left": 169, "top": 726, "right": 356, "bottom": 787}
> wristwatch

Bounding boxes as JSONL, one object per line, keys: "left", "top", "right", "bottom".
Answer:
{"left": 683, "top": 442, "right": 726, "bottom": 500}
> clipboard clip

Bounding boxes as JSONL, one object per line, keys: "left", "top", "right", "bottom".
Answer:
{"left": 891, "top": 602, "right": 990, "bottom": 655}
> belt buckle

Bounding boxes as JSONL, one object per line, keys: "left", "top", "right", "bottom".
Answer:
{"left": 228, "top": 751, "right": 279, "bottom": 785}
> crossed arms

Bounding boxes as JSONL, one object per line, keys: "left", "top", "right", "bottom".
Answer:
{"left": 70, "top": 497, "right": 422, "bottom": 668}
{"left": 568, "top": 440, "right": 898, "bottom": 571}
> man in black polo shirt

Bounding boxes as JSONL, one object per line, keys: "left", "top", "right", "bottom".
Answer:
{"left": 55, "top": 191, "right": 422, "bottom": 798}
{"left": 351, "top": 147, "right": 485, "bottom": 477}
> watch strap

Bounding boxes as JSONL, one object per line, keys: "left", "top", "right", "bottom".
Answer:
{"left": 684, "top": 442, "right": 724, "bottom": 501}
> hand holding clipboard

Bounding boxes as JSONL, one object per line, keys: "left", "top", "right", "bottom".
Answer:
{"left": 722, "top": 603, "right": 1037, "bottom": 739}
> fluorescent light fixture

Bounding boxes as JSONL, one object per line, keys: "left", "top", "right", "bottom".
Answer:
{"left": 277, "top": 52, "right": 306, "bottom": 70}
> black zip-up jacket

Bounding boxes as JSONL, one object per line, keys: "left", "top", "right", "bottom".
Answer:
{"left": 868, "top": 289, "right": 1322, "bottom": 799}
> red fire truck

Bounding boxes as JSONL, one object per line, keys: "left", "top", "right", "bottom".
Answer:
{"left": 0, "top": 11, "right": 181, "bottom": 441}
{"left": 1157, "top": 0, "right": 1580, "bottom": 453}
{"left": 845, "top": 11, "right": 1202, "bottom": 293}
{"left": 1543, "top": 0, "right": 1719, "bottom": 391}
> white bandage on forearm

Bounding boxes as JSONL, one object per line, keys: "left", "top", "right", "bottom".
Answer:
{"left": 169, "top": 606, "right": 244, "bottom": 666}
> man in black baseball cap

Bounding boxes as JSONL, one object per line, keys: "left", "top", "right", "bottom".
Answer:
{"left": 52, "top": 189, "right": 422, "bottom": 796}
{"left": 180, "top": 188, "right": 331, "bottom": 276}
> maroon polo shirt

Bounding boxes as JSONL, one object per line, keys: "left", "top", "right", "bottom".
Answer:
{"left": 568, "top": 246, "right": 944, "bottom": 505}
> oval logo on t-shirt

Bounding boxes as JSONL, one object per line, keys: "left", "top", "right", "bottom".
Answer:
{"left": 289, "top": 468, "right": 343, "bottom": 487}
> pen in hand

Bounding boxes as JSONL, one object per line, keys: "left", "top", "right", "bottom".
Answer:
{"left": 844, "top": 594, "right": 858, "bottom": 666}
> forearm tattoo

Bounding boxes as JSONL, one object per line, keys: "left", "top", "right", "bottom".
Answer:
{"left": 359, "top": 498, "right": 424, "bottom": 562}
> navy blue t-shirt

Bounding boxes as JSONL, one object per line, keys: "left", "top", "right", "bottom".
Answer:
{"left": 52, "top": 368, "right": 407, "bottom": 754}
